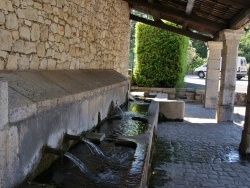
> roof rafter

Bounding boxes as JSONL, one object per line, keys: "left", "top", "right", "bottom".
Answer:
{"left": 148, "top": 0, "right": 161, "bottom": 21}
{"left": 130, "top": 14, "right": 213, "bottom": 42}
{"left": 124, "top": 0, "right": 227, "bottom": 33}
{"left": 186, "top": 0, "right": 195, "bottom": 15}
{"left": 230, "top": 7, "right": 250, "bottom": 29}
{"left": 134, "top": 6, "right": 216, "bottom": 36}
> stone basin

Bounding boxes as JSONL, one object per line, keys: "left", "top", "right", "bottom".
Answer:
{"left": 18, "top": 99, "right": 159, "bottom": 188}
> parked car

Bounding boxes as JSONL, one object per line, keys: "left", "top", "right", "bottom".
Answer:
{"left": 194, "top": 56, "right": 248, "bottom": 80}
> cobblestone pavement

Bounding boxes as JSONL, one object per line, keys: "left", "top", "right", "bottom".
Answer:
{"left": 149, "top": 103, "right": 250, "bottom": 188}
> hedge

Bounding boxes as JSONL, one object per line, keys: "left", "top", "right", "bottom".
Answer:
{"left": 133, "top": 22, "right": 189, "bottom": 88}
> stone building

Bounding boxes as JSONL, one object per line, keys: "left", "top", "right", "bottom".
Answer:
{"left": 1, "top": 0, "right": 250, "bottom": 187}
{"left": 0, "top": 0, "right": 130, "bottom": 187}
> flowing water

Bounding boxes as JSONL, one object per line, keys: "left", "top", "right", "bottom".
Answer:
{"left": 32, "top": 141, "right": 135, "bottom": 188}
{"left": 63, "top": 152, "right": 98, "bottom": 181}
{"left": 81, "top": 137, "right": 106, "bottom": 158}
{"left": 114, "top": 101, "right": 124, "bottom": 115}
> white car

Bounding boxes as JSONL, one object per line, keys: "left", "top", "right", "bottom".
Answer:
{"left": 194, "top": 56, "right": 248, "bottom": 80}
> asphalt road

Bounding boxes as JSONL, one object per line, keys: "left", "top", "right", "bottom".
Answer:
{"left": 184, "top": 75, "right": 248, "bottom": 93}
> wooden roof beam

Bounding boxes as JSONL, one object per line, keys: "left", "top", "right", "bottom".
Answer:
{"left": 133, "top": 6, "right": 217, "bottom": 36}
{"left": 148, "top": 0, "right": 161, "bottom": 21}
{"left": 186, "top": 0, "right": 195, "bottom": 15}
{"left": 230, "top": 7, "right": 250, "bottom": 29}
{"left": 130, "top": 14, "right": 213, "bottom": 42}
{"left": 183, "top": 0, "right": 195, "bottom": 30}
{"left": 124, "top": 0, "right": 227, "bottom": 31}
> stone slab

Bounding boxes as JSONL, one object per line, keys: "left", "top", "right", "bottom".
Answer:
{"left": 84, "top": 132, "right": 106, "bottom": 143}
{"left": 159, "top": 100, "right": 185, "bottom": 120}
{"left": 0, "top": 70, "right": 128, "bottom": 104}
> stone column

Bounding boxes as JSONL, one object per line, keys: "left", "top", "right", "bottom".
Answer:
{"left": 0, "top": 77, "right": 8, "bottom": 188}
{"left": 216, "top": 29, "right": 244, "bottom": 122}
{"left": 239, "top": 71, "right": 250, "bottom": 154}
{"left": 204, "top": 41, "right": 223, "bottom": 108}
{"left": 0, "top": 77, "right": 8, "bottom": 129}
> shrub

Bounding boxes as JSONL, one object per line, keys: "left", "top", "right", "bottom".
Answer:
{"left": 133, "top": 22, "right": 189, "bottom": 88}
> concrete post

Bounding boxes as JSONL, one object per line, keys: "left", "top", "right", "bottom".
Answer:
{"left": 204, "top": 41, "right": 223, "bottom": 109}
{"left": 0, "top": 77, "right": 8, "bottom": 129}
{"left": 216, "top": 29, "right": 244, "bottom": 122}
{"left": 239, "top": 70, "right": 250, "bottom": 154}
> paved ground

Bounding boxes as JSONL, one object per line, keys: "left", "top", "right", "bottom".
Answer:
{"left": 149, "top": 103, "right": 250, "bottom": 188}
{"left": 184, "top": 75, "right": 248, "bottom": 93}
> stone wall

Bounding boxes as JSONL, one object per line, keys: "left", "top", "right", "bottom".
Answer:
{"left": 0, "top": 0, "right": 130, "bottom": 75}
{"left": 131, "top": 86, "right": 247, "bottom": 106}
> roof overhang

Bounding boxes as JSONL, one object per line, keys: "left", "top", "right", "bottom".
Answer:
{"left": 124, "top": 0, "right": 250, "bottom": 41}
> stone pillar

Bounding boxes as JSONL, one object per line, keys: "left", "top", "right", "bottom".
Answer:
{"left": 239, "top": 70, "right": 250, "bottom": 154}
{"left": 216, "top": 29, "right": 244, "bottom": 122}
{"left": 204, "top": 41, "right": 223, "bottom": 109}
{"left": 0, "top": 78, "right": 8, "bottom": 188}
{"left": 0, "top": 77, "right": 8, "bottom": 129}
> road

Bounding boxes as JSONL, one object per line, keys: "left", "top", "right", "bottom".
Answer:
{"left": 184, "top": 75, "right": 248, "bottom": 93}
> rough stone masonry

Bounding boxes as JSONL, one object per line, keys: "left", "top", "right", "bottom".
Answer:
{"left": 0, "top": 0, "right": 131, "bottom": 187}
{"left": 0, "top": 0, "right": 130, "bottom": 76}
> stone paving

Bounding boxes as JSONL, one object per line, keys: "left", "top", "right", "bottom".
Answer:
{"left": 149, "top": 103, "right": 250, "bottom": 188}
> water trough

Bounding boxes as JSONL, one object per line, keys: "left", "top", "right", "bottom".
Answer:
{"left": 18, "top": 97, "right": 159, "bottom": 188}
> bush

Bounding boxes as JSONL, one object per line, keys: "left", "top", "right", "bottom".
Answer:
{"left": 133, "top": 22, "right": 189, "bottom": 88}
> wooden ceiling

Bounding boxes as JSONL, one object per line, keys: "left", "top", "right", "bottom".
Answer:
{"left": 124, "top": 0, "right": 250, "bottom": 41}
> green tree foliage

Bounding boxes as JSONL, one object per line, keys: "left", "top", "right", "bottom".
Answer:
{"left": 186, "top": 40, "right": 196, "bottom": 71}
{"left": 239, "top": 28, "right": 250, "bottom": 62}
{"left": 133, "top": 22, "right": 189, "bottom": 88}
{"left": 191, "top": 39, "right": 207, "bottom": 58}
{"left": 190, "top": 55, "right": 207, "bottom": 70}
{"left": 186, "top": 40, "right": 207, "bottom": 72}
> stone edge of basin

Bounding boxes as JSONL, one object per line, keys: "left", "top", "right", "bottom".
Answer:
{"left": 121, "top": 100, "right": 159, "bottom": 188}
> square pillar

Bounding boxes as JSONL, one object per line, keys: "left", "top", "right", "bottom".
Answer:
{"left": 204, "top": 41, "right": 223, "bottom": 109}
{"left": 216, "top": 29, "right": 244, "bottom": 122}
{"left": 239, "top": 70, "right": 250, "bottom": 154}
{"left": 0, "top": 77, "right": 8, "bottom": 187}
{"left": 0, "top": 77, "right": 8, "bottom": 129}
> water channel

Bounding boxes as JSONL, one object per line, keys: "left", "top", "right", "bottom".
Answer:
{"left": 19, "top": 100, "right": 150, "bottom": 188}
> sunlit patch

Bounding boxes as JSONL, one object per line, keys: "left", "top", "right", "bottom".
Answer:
{"left": 184, "top": 118, "right": 217, "bottom": 123}
{"left": 234, "top": 121, "right": 244, "bottom": 127}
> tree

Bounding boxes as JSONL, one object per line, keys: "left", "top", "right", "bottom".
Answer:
{"left": 191, "top": 39, "right": 207, "bottom": 58}
{"left": 239, "top": 28, "right": 250, "bottom": 62}
{"left": 186, "top": 39, "right": 207, "bottom": 73}
{"left": 133, "top": 22, "right": 189, "bottom": 88}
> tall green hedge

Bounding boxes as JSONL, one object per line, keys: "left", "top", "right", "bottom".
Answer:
{"left": 133, "top": 22, "right": 189, "bottom": 88}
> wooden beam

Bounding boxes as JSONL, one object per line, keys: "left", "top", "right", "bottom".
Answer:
{"left": 218, "top": 0, "right": 249, "bottom": 9}
{"left": 124, "top": 0, "right": 227, "bottom": 30}
{"left": 186, "top": 0, "right": 195, "bottom": 15}
{"left": 182, "top": 22, "right": 188, "bottom": 30}
{"left": 147, "top": 0, "right": 161, "bottom": 21}
{"left": 230, "top": 7, "right": 250, "bottom": 29}
{"left": 133, "top": 7, "right": 217, "bottom": 36}
{"left": 130, "top": 14, "right": 213, "bottom": 42}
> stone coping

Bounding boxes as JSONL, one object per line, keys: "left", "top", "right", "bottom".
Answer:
{"left": 0, "top": 69, "right": 129, "bottom": 123}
